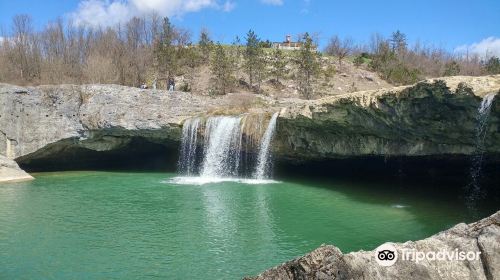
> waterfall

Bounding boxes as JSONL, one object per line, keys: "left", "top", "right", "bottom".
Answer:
{"left": 179, "top": 117, "right": 201, "bottom": 175}
{"left": 173, "top": 113, "right": 279, "bottom": 184}
{"left": 254, "top": 112, "right": 279, "bottom": 179}
{"left": 467, "top": 93, "right": 496, "bottom": 208}
{"left": 200, "top": 116, "right": 243, "bottom": 178}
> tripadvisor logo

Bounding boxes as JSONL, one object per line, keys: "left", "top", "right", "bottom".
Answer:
{"left": 375, "top": 243, "right": 398, "bottom": 266}
{"left": 374, "top": 243, "right": 482, "bottom": 267}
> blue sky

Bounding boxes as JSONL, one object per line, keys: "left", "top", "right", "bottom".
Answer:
{"left": 1, "top": 0, "right": 499, "bottom": 55}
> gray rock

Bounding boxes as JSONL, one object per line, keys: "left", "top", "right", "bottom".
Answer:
{"left": 0, "top": 75, "right": 499, "bottom": 169}
{"left": 245, "top": 210, "right": 500, "bottom": 280}
{"left": 276, "top": 79, "right": 500, "bottom": 159}
{"left": 0, "top": 83, "right": 260, "bottom": 164}
{"left": 0, "top": 155, "right": 33, "bottom": 182}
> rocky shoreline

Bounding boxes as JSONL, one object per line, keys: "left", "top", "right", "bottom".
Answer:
{"left": 245, "top": 210, "right": 500, "bottom": 280}
{"left": 0, "top": 155, "right": 33, "bottom": 182}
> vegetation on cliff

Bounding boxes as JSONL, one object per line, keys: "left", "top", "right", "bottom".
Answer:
{"left": 1, "top": 15, "right": 499, "bottom": 99}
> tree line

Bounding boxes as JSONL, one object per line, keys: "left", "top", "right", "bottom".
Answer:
{"left": 1, "top": 14, "right": 499, "bottom": 98}
{"left": 325, "top": 30, "right": 500, "bottom": 85}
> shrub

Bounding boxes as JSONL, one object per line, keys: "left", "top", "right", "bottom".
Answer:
{"left": 385, "top": 63, "right": 420, "bottom": 85}
{"left": 485, "top": 56, "right": 500, "bottom": 74}
{"left": 179, "top": 83, "right": 191, "bottom": 92}
{"left": 455, "top": 82, "right": 474, "bottom": 96}
{"left": 353, "top": 55, "right": 364, "bottom": 66}
{"left": 443, "top": 61, "right": 460, "bottom": 76}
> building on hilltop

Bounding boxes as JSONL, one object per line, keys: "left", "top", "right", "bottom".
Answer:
{"left": 272, "top": 35, "right": 317, "bottom": 51}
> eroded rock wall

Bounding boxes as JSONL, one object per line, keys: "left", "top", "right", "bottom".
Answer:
{"left": 276, "top": 80, "right": 500, "bottom": 160}
{"left": 0, "top": 75, "right": 499, "bottom": 171}
{"left": 0, "top": 83, "right": 250, "bottom": 167}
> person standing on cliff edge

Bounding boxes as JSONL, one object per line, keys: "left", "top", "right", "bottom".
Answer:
{"left": 168, "top": 77, "right": 175, "bottom": 92}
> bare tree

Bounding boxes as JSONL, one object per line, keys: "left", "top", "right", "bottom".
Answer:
{"left": 325, "top": 35, "right": 353, "bottom": 69}
{"left": 11, "top": 14, "right": 41, "bottom": 82}
{"left": 0, "top": 14, "right": 488, "bottom": 88}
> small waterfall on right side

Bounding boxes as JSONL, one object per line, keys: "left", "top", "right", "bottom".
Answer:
{"left": 466, "top": 93, "right": 496, "bottom": 209}
{"left": 254, "top": 112, "right": 279, "bottom": 179}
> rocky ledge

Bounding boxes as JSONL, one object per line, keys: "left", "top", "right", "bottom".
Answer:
{"left": 245, "top": 210, "right": 500, "bottom": 280}
{"left": 0, "top": 155, "right": 33, "bottom": 182}
{"left": 0, "top": 75, "right": 499, "bottom": 175}
{"left": 276, "top": 75, "right": 500, "bottom": 159}
{"left": 0, "top": 83, "right": 267, "bottom": 171}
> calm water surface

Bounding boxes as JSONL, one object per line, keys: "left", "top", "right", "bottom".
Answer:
{"left": 0, "top": 171, "right": 489, "bottom": 279}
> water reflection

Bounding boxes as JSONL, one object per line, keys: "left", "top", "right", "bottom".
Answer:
{"left": 0, "top": 172, "right": 494, "bottom": 280}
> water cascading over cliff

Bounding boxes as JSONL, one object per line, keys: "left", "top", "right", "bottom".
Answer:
{"left": 200, "top": 116, "right": 243, "bottom": 178}
{"left": 466, "top": 93, "right": 496, "bottom": 209}
{"left": 175, "top": 113, "right": 279, "bottom": 184}
{"left": 254, "top": 113, "right": 279, "bottom": 179}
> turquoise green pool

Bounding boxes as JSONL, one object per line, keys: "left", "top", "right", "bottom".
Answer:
{"left": 0, "top": 171, "right": 489, "bottom": 279}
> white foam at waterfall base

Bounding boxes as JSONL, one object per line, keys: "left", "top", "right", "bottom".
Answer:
{"left": 168, "top": 176, "right": 278, "bottom": 186}
{"left": 391, "top": 204, "right": 409, "bottom": 209}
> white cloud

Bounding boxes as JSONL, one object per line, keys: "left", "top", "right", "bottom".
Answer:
{"left": 70, "top": 0, "right": 131, "bottom": 27}
{"left": 70, "top": 0, "right": 232, "bottom": 27}
{"left": 455, "top": 37, "right": 500, "bottom": 58}
{"left": 0, "top": 36, "right": 12, "bottom": 44}
{"left": 261, "top": 0, "right": 283, "bottom": 5}
{"left": 222, "top": 1, "right": 236, "bottom": 12}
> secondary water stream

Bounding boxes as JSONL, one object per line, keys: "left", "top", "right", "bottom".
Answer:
{"left": 466, "top": 93, "right": 496, "bottom": 209}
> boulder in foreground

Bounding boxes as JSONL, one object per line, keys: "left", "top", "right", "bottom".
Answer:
{"left": 245, "top": 210, "right": 500, "bottom": 280}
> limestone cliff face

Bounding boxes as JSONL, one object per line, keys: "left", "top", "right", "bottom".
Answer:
{"left": 0, "top": 75, "right": 499, "bottom": 169}
{"left": 245, "top": 210, "right": 500, "bottom": 280}
{"left": 276, "top": 77, "right": 500, "bottom": 160}
{"left": 0, "top": 83, "right": 255, "bottom": 166}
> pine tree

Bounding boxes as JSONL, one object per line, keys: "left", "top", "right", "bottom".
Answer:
{"left": 390, "top": 30, "right": 407, "bottom": 54}
{"left": 154, "top": 17, "right": 177, "bottom": 85}
{"left": 485, "top": 56, "right": 500, "bottom": 74}
{"left": 297, "top": 33, "right": 320, "bottom": 99}
{"left": 244, "top": 29, "right": 266, "bottom": 91}
{"left": 198, "top": 29, "right": 213, "bottom": 62}
{"left": 271, "top": 48, "right": 287, "bottom": 82}
{"left": 443, "top": 61, "right": 460, "bottom": 76}
{"left": 210, "top": 43, "right": 234, "bottom": 95}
